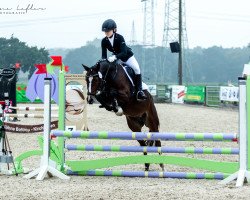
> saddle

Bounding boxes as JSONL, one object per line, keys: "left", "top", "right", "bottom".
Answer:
{"left": 120, "top": 64, "right": 148, "bottom": 91}
{"left": 121, "top": 64, "right": 136, "bottom": 85}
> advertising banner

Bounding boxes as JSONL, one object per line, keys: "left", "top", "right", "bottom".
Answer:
{"left": 147, "top": 85, "right": 157, "bottom": 96}
{"left": 171, "top": 85, "right": 185, "bottom": 104}
{"left": 220, "top": 86, "right": 239, "bottom": 102}
{"left": 184, "top": 86, "right": 205, "bottom": 103}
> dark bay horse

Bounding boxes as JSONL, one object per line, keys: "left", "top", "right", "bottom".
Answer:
{"left": 83, "top": 59, "right": 163, "bottom": 171}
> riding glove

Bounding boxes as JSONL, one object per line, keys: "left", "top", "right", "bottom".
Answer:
{"left": 108, "top": 55, "right": 117, "bottom": 62}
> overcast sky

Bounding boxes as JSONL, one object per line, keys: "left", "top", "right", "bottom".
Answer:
{"left": 0, "top": 0, "right": 250, "bottom": 49}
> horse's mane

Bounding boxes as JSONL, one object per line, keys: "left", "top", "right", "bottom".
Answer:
{"left": 98, "top": 60, "right": 125, "bottom": 80}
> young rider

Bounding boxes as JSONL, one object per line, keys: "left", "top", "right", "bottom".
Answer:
{"left": 101, "top": 19, "right": 147, "bottom": 101}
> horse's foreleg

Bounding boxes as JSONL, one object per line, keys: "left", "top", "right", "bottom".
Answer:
{"left": 155, "top": 140, "right": 164, "bottom": 171}
{"left": 137, "top": 140, "right": 150, "bottom": 171}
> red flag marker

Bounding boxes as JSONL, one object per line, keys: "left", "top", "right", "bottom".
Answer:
{"left": 35, "top": 64, "right": 47, "bottom": 74}
{"left": 51, "top": 56, "right": 62, "bottom": 66}
{"left": 15, "top": 63, "right": 21, "bottom": 68}
{"left": 64, "top": 65, "right": 69, "bottom": 72}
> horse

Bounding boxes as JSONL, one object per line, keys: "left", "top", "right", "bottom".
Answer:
{"left": 82, "top": 59, "right": 164, "bottom": 171}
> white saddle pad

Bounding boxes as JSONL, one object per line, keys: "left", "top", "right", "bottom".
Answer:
{"left": 122, "top": 67, "right": 148, "bottom": 91}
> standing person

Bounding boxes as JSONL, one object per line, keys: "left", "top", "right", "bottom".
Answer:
{"left": 101, "top": 19, "right": 147, "bottom": 101}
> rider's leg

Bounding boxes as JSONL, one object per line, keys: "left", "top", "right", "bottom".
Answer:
{"left": 125, "top": 56, "right": 147, "bottom": 100}
{"left": 135, "top": 74, "right": 147, "bottom": 100}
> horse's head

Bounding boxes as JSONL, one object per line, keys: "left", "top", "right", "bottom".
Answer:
{"left": 82, "top": 63, "right": 102, "bottom": 104}
{"left": 83, "top": 59, "right": 118, "bottom": 104}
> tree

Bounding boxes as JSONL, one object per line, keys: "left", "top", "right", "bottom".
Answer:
{"left": 64, "top": 45, "right": 101, "bottom": 73}
{"left": 0, "top": 36, "right": 50, "bottom": 77}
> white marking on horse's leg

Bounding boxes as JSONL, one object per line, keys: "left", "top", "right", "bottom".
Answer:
{"left": 115, "top": 106, "right": 123, "bottom": 116}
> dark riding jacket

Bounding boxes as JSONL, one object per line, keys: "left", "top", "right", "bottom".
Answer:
{"left": 101, "top": 33, "right": 133, "bottom": 62}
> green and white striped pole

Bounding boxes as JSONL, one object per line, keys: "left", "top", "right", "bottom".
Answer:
{"left": 58, "top": 69, "right": 66, "bottom": 171}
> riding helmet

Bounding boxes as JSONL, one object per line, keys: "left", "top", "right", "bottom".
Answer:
{"left": 102, "top": 19, "right": 117, "bottom": 32}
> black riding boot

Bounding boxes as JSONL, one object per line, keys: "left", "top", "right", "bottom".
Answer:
{"left": 135, "top": 74, "right": 147, "bottom": 101}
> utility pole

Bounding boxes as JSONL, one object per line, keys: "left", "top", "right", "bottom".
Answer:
{"left": 141, "top": 0, "right": 155, "bottom": 46}
{"left": 178, "top": 0, "right": 182, "bottom": 85}
{"left": 141, "top": 0, "right": 157, "bottom": 82}
{"left": 129, "top": 20, "right": 137, "bottom": 46}
{"left": 162, "top": 0, "right": 193, "bottom": 85}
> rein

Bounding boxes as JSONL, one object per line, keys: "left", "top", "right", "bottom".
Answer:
{"left": 99, "top": 61, "right": 118, "bottom": 92}
{"left": 86, "top": 60, "right": 119, "bottom": 94}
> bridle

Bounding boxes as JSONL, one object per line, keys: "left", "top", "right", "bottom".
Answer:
{"left": 86, "top": 72, "right": 101, "bottom": 95}
{"left": 86, "top": 60, "right": 118, "bottom": 95}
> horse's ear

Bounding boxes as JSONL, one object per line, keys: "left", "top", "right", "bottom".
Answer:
{"left": 82, "top": 64, "right": 90, "bottom": 71}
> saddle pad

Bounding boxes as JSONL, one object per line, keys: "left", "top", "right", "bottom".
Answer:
{"left": 142, "top": 82, "right": 149, "bottom": 90}
{"left": 121, "top": 67, "right": 148, "bottom": 91}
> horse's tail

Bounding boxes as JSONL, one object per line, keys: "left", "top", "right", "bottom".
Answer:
{"left": 147, "top": 92, "right": 160, "bottom": 131}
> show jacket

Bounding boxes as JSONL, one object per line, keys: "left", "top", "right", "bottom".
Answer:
{"left": 101, "top": 33, "right": 133, "bottom": 62}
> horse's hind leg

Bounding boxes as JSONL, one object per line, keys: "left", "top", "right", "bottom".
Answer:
{"left": 147, "top": 130, "right": 164, "bottom": 171}
{"left": 144, "top": 140, "right": 164, "bottom": 171}
{"left": 125, "top": 116, "right": 149, "bottom": 171}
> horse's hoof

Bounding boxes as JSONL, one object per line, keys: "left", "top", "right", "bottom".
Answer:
{"left": 160, "top": 164, "right": 165, "bottom": 171}
{"left": 115, "top": 107, "right": 123, "bottom": 116}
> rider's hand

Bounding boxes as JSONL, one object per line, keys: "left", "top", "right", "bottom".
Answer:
{"left": 108, "top": 55, "right": 117, "bottom": 62}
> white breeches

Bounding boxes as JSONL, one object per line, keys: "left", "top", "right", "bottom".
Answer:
{"left": 121, "top": 56, "right": 141, "bottom": 74}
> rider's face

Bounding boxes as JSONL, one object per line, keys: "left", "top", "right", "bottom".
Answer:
{"left": 105, "top": 30, "right": 113, "bottom": 37}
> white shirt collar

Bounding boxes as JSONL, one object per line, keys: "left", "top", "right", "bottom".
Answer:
{"left": 108, "top": 34, "right": 115, "bottom": 46}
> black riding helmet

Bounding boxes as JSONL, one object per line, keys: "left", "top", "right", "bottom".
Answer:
{"left": 102, "top": 19, "right": 117, "bottom": 32}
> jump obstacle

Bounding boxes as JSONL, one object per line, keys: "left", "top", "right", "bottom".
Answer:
{"left": 10, "top": 57, "right": 88, "bottom": 175}
{"left": 23, "top": 78, "right": 69, "bottom": 180}
{"left": 10, "top": 57, "right": 247, "bottom": 187}
{"left": 0, "top": 60, "right": 87, "bottom": 135}
{"left": 0, "top": 103, "right": 59, "bottom": 134}
{"left": 0, "top": 113, "right": 58, "bottom": 118}
{"left": 9, "top": 106, "right": 59, "bottom": 111}
{"left": 25, "top": 70, "right": 250, "bottom": 187}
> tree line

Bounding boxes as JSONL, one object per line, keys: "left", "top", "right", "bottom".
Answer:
{"left": 62, "top": 39, "right": 250, "bottom": 84}
{"left": 0, "top": 36, "right": 49, "bottom": 77}
{"left": 1, "top": 36, "right": 249, "bottom": 84}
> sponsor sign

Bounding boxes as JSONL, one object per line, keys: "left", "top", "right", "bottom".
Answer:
{"left": 0, "top": 68, "right": 15, "bottom": 76}
{"left": 147, "top": 85, "right": 157, "bottom": 96}
{"left": 171, "top": 85, "right": 185, "bottom": 104}
{"left": 220, "top": 87, "right": 239, "bottom": 102}
{"left": 4, "top": 120, "right": 58, "bottom": 133}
